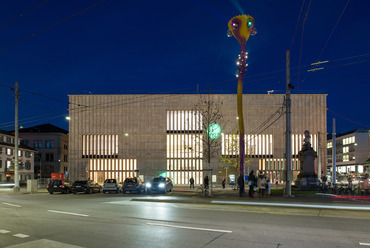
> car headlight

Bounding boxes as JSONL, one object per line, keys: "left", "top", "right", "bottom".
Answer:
{"left": 159, "top": 183, "right": 165, "bottom": 188}
{"left": 146, "top": 183, "right": 151, "bottom": 188}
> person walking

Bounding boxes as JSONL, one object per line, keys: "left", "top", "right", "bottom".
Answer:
{"left": 222, "top": 178, "right": 226, "bottom": 189}
{"left": 204, "top": 176, "right": 209, "bottom": 189}
{"left": 189, "top": 177, "right": 195, "bottom": 189}
{"left": 248, "top": 170, "right": 256, "bottom": 198}
{"left": 237, "top": 174, "right": 244, "bottom": 197}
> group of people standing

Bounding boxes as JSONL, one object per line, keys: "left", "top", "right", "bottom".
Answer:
{"left": 237, "top": 170, "right": 270, "bottom": 198}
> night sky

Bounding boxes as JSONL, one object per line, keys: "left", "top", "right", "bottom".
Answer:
{"left": 0, "top": 0, "right": 369, "bottom": 134}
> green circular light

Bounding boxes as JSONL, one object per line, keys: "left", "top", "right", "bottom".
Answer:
{"left": 207, "top": 123, "right": 221, "bottom": 140}
{"left": 247, "top": 21, "right": 252, "bottom": 27}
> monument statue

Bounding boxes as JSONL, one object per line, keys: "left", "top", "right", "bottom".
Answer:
{"left": 295, "top": 130, "right": 320, "bottom": 190}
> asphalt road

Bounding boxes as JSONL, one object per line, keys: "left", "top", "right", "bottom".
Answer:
{"left": 1, "top": 192, "right": 370, "bottom": 248}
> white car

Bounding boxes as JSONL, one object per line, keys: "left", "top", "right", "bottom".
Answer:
{"left": 102, "top": 179, "right": 122, "bottom": 194}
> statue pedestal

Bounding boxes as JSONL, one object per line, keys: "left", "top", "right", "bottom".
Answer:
{"left": 294, "top": 147, "right": 320, "bottom": 190}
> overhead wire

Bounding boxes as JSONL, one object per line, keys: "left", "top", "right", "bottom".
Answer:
{"left": 0, "top": 0, "right": 49, "bottom": 29}
{"left": 290, "top": 0, "right": 306, "bottom": 50}
{"left": 297, "top": 0, "right": 312, "bottom": 89}
{"left": 0, "top": 0, "right": 107, "bottom": 54}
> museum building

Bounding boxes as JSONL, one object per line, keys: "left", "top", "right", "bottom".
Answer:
{"left": 68, "top": 94, "right": 327, "bottom": 185}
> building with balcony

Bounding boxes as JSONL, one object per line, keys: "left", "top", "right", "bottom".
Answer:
{"left": 17, "top": 124, "right": 69, "bottom": 179}
{"left": 0, "top": 129, "right": 36, "bottom": 183}
{"left": 68, "top": 94, "right": 327, "bottom": 185}
{"left": 327, "top": 129, "right": 370, "bottom": 175}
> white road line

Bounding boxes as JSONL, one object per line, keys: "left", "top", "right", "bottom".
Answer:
{"left": 147, "top": 222, "right": 232, "bottom": 233}
{"left": 0, "top": 230, "right": 11, "bottom": 234}
{"left": 360, "top": 243, "right": 370, "bottom": 246}
{"left": 47, "top": 210, "right": 89, "bottom": 217}
{"left": 3, "top": 202, "right": 21, "bottom": 208}
{"left": 211, "top": 201, "right": 370, "bottom": 211}
{"left": 13, "top": 233, "right": 30, "bottom": 238}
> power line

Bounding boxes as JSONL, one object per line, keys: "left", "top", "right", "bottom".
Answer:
{"left": 0, "top": 0, "right": 106, "bottom": 54}
{"left": 297, "top": 0, "right": 312, "bottom": 89}
{"left": 0, "top": 0, "right": 49, "bottom": 29}
{"left": 317, "top": 0, "right": 351, "bottom": 61}
{"left": 290, "top": 0, "right": 306, "bottom": 50}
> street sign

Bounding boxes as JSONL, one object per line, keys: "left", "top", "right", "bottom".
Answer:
{"left": 65, "top": 171, "right": 69, "bottom": 177}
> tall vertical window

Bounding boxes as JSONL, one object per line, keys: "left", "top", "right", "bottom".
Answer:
{"left": 292, "top": 133, "right": 318, "bottom": 155}
{"left": 166, "top": 110, "right": 203, "bottom": 185}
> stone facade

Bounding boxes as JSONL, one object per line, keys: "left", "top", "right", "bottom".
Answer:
{"left": 68, "top": 94, "right": 327, "bottom": 184}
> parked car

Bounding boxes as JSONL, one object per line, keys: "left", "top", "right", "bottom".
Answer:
{"left": 103, "top": 179, "right": 122, "bottom": 194}
{"left": 123, "top": 177, "right": 145, "bottom": 194}
{"left": 72, "top": 180, "right": 102, "bottom": 194}
{"left": 47, "top": 179, "right": 72, "bottom": 194}
{"left": 146, "top": 177, "right": 173, "bottom": 194}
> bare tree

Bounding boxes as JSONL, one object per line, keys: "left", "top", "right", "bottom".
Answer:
{"left": 220, "top": 129, "right": 251, "bottom": 176}
{"left": 192, "top": 94, "right": 223, "bottom": 196}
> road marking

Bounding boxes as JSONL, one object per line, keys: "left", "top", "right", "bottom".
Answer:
{"left": 0, "top": 229, "right": 11, "bottom": 234}
{"left": 211, "top": 201, "right": 370, "bottom": 211}
{"left": 3, "top": 202, "right": 21, "bottom": 207}
{"left": 13, "top": 233, "right": 30, "bottom": 238}
{"left": 360, "top": 243, "right": 370, "bottom": 246}
{"left": 47, "top": 210, "right": 89, "bottom": 217}
{"left": 147, "top": 222, "right": 232, "bottom": 233}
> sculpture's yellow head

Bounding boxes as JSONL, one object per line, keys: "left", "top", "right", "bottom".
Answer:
{"left": 228, "top": 15, "right": 256, "bottom": 46}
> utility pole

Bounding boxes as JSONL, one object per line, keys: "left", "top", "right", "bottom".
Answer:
{"left": 332, "top": 118, "right": 336, "bottom": 186}
{"left": 13, "top": 81, "right": 20, "bottom": 192}
{"left": 284, "top": 50, "right": 292, "bottom": 197}
{"left": 318, "top": 132, "right": 322, "bottom": 180}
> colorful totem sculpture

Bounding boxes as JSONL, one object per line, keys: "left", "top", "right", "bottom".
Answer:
{"left": 227, "top": 15, "right": 256, "bottom": 179}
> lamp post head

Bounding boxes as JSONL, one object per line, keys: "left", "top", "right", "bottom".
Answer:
{"left": 227, "top": 15, "right": 256, "bottom": 46}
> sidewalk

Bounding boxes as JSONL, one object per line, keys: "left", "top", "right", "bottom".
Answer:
{"left": 2, "top": 185, "right": 369, "bottom": 210}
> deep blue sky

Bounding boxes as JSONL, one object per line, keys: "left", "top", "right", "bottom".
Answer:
{"left": 0, "top": 0, "right": 369, "bottom": 134}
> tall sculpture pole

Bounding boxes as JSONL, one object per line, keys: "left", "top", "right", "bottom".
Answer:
{"left": 227, "top": 15, "right": 256, "bottom": 180}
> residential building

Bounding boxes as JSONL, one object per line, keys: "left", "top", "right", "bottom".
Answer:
{"left": 0, "top": 129, "right": 36, "bottom": 183}
{"left": 17, "top": 124, "right": 69, "bottom": 179}
{"left": 327, "top": 129, "right": 370, "bottom": 176}
{"left": 68, "top": 94, "right": 327, "bottom": 185}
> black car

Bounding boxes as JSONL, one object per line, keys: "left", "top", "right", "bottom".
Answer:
{"left": 123, "top": 177, "right": 145, "bottom": 194}
{"left": 47, "top": 179, "right": 72, "bottom": 194}
{"left": 72, "top": 180, "right": 102, "bottom": 194}
{"left": 146, "top": 177, "right": 173, "bottom": 194}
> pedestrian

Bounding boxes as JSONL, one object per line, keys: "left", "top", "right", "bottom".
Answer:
{"left": 275, "top": 180, "right": 279, "bottom": 189}
{"left": 204, "top": 176, "right": 209, "bottom": 189}
{"left": 189, "top": 177, "right": 195, "bottom": 189}
{"left": 237, "top": 174, "right": 244, "bottom": 197}
{"left": 222, "top": 178, "right": 226, "bottom": 189}
{"left": 248, "top": 170, "right": 256, "bottom": 198}
{"left": 266, "top": 176, "right": 271, "bottom": 197}
{"left": 361, "top": 175, "right": 369, "bottom": 196}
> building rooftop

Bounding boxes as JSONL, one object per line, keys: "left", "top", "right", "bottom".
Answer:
{"left": 16, "top": 123, "right": 68, "bottom": 135}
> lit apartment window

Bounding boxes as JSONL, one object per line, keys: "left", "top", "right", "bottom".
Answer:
{"left": 46, "top": 140, "right": 54, "bottom": 148}
{"left": 33, "top": 140, "right": 42, "bottom": 148}
{"left": 343, "top": 155, "right": 349, "bottom": 162}
{"left": 327, "top": 142, "right": 332, "bottom": 148}
{"left": 6, "top": 148, "right": 13, "bottom": 156}
{"left": 343, "top": 147, "right": 349, "bottom": 153}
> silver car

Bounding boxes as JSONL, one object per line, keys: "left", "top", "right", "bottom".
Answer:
{"left": 102, "top": 179, "right": 122, "bottom": 194}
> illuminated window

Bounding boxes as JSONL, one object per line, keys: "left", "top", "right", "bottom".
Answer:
{"left": 343, "top": 155, "right": 349, "bottom": 162}
{"left": 327, "top": 142, "right": 332, "bottom": 148}
{"left": 343, "top": 147, "right": 349, "bottom": 153}
{"left": 88, "top": 158, "right": 136, "bottom": 184}
{"left": 166, "top": 110, "right": 203, "bottom": 185}
{"left": 82, "top": 135, "right": 118, "bottom": 158}
{"left": 222, "top": 134, "right": 273, "bottom": 156}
